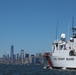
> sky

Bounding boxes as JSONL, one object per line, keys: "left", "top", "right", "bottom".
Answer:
{"left": 0, "top": 0, "right": 76, "bottom": 57}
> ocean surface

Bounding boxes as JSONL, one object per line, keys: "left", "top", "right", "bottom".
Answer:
{"left": 0, "top": 64, "right": 76, "bottom": 75}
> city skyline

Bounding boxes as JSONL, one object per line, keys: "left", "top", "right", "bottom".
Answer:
{"left": 1, "top": 44, "right": 44, "bottom": 64}
{"left": 2, "top": 44, "right": 43, "bottom": 57}
{"left": 0, "top": 0, "right": 76, "bottom": 56}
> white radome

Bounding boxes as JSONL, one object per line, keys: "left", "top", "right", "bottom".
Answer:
{"left": 70, "top": 37, "right": 73, "bottom": 41}
{"left": 61, "top": 33, "right": 66, "bottom": 39}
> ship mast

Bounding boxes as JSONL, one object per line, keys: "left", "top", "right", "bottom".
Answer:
{"left": 56, "top": 20, "right": 58, "bottom": 40}
{"left": 72, "top": 16, "right": 76, "bottom": 38}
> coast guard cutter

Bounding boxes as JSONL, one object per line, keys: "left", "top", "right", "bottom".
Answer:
{"left": 43, "top": 17, "right": 76, "bottom": 70}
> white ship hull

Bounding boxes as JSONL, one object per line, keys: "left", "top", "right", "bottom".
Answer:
{"left": 44, "top": 50, "right": 76, "bottom": 69}
{"left": 51, "top": 56, "right": 76, "bottom": 68}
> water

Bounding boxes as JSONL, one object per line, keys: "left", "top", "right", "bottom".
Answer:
{"left": 0, "top": 64, "right": 76, "bottom": 75}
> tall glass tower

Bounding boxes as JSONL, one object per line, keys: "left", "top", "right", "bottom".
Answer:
{"left": 10, "top": 45, "right": 14, "bottom": 59}
{"left": 20, "top": 49, "right": 24, "bottom": 64}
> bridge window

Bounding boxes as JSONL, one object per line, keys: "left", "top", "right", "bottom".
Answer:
{"left": 59, "top": 45, "right": 63, "bottom": 50}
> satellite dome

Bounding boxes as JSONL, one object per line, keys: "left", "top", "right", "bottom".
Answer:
{"left": 70, "top": 37, "right": 74, "bottom": 42}
{"left": 70, "top": 37, "right": 73, "bottom": 40}
{"left": 61, "top": 33, "right": 66, "bottom": 39}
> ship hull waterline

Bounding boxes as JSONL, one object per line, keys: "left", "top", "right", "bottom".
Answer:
{"left": 50, "top": 56, "right": 76, "bottom": 69}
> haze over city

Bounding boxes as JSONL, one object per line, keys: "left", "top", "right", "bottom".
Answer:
{"left": 0, "top": 0, "right": 76, "bottom": 57}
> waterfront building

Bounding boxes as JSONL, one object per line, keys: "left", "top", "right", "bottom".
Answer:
{"left": 36, "top": 53, "right": 39, "bottom": 58}
{"left": 25, "top": 54, "right": 29, "bottom": 64}
{"left": 39, "top": 53, "right": 43, "bottom": 64}
{"left": 25, "top": 54, "right": 29, "bottom": 58}
{"left": 16, "top": 53, "right": 20, "bottom": 64}
{"left": 31, "top": 55, "right": 35, "bottom": 64}
{"left": 35, "top": 57, "right": 40, "bottom": 64}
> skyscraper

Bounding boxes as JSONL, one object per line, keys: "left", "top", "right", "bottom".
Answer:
{"left": 10, "top": 45, "right": 14, "bottom": 59}
{"left": 31, "top": 55, "right": 35, "bottom": 64}
{"left": 36, "top": 53, "right": 39, "bottom": 58}
{"left": 20, "top": 49, "right": 24, "bottom": 64}
{"left": 25, "top": 54, "right": 29, "bottom": 58}
{"left": 20, "top": 49, "right": 24, "bottom": 59}
{"left": 25, "top": 54, "right": 29, "bottom": 64}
